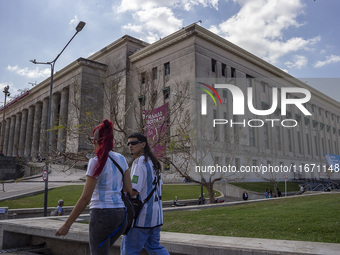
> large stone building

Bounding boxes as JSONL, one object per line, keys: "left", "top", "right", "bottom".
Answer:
{"left": 1, "top": 24, "right": 339, "bottom": 181}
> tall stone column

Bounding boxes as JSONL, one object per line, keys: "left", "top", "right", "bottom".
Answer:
{"left": 3, "top": 118, "right": 11, "bottom": 155}
{"left": 39, "top": 98, "right": 49, "bottom": 157}
{"left": 19, "top": 109, "right": 28, "bottom": 157}
{"left": 7, "top": 115, "right": 16, "bottom": 156}
{"left": 0, "top": 122, "right": 2, "bottom": 150}
{"left": 24, "top": 106, "right": 35, "bottom": 158}
{"left": 13, "top": 112, "right": 22, "bottom": 156}
{"left": 31, "top": 102, "right": 42, "bottom": 158}
{"left": 50, "top": 93, "right": 60, "bottom": 153}
{"left": 57, "top": 88, "right": 69, "bottom": 153}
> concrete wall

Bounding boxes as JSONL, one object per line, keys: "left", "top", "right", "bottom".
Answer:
{"left": 1, "top": 208, "right": 340, "bottom": 255}
{"left": 215, "top": 182, "right": 264, "bottom": 200}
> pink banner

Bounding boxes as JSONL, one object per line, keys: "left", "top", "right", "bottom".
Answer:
{"left": 143, "top": 103, "right": 168, "bottom": 158}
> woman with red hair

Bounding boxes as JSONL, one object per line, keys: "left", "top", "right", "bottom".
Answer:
{"left": 56, "top": 119, "right": 132, "bottom": 255}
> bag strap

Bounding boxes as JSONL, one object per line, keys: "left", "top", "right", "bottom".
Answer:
{"left": 109, "top": 155, "right": 124, "bottom": 176}
{"left": 108, "top": 155, "right": 160, "bottom": 205}
{"left": 143, "top": 162, "right": 160, "bottom": 204}
{"left": 108, "top": 155, "right": 125, "bottom": 196}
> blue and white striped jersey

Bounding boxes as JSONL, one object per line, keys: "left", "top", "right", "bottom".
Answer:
{"left": 86, "top": 151, "right": 128, "bottom": 209}
{"left": 131, "top": 156, "right": 163, "bottom": 228}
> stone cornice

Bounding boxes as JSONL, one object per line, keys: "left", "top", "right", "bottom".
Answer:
{"left": 77, "top": 57, "right": 107, "bottom": 71}
{"left": 89, "top": 35, "right": 149, "bottom": 61}
{"left": 130, "top": 28, "right": 190, "bottom": 63}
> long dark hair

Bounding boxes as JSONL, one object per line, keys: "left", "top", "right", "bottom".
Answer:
{"left": 128, "top": 132, "right": 161, "bottom": 171}
{"left": 92, "top": 119, "right": 114, "bottom": 177}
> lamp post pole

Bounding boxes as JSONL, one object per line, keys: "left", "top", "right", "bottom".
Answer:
{"left": 30, "top": 21, "right": 85, "bottom": 216}
{"left": 0, "top": 85, "right": 10, "bottom": 154}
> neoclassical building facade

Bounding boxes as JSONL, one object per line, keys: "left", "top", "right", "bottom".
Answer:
{"left": 1, "top": 24, "right": 339, "bottom": 180}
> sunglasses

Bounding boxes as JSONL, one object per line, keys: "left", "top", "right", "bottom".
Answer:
{"left": 127, "top": 141, "right": 142, "bottom": 146}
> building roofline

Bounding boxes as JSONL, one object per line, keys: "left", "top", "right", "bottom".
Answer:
{"left": 129, "top": 23, "right": 340, "bottom": 107}
{"left": 88, "top": 35, "right": 149, "bottom": 61}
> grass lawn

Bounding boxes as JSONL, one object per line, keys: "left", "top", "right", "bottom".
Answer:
{"left": 162, "top": 193, "right": 340, "bottom": 243}
{"left": 162, "top": 184, "right": 221, "bottom": 201}
{"left": 230, "top": 181, "right": 300, "bottom": 193}
{"left": 0, "top": 184, "right": 220, "bottom": 209}
{"left": 0, "top": 185, "right": 84, "bottom": 208}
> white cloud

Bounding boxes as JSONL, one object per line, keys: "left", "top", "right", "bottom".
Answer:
{"left": 209, "top": 0, "right": 320, "bottom": 64}
{"left": 314, "top": 55, "right": 340, "bottom": 68}
{"left": 122, "top": 23, "right": 144, "bottom": 34}
{"left": 117, "top": 0, "right": 218, "bottom": 12}
{"left": 7, "top": 65, "right": 50, "bottom": 79}
{"left": 181, "top": 0, "right": 219, "bottom": 11}
{"left": 285, "top": 55, "right": 308, "bottom": 69}
{"left": 121, "top": 7, "right": 183, "bottom": 42}
{"left": 69, "top": 15, "right": 79, "bottom": 26}
{"left": 117, "top": 1, "right": 220, "bottom": 42}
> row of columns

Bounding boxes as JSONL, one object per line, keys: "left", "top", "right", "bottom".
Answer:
{"left": 0, "top": 88, "right": 69, "bottom": 158}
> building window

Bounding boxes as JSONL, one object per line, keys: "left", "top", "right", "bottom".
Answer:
{"left": 221, "top": 63, "right": 226, "bottom": 77}
{"left": 235, "top": 158, "right": 240, "bottom": 171}
{"left": 233, "top": 116, "right": 239, "bottom": 143}
{"left": 276, "top": 126, "right": 281, "bottom": 151}
{"left": 287, "top": 129, "right": 292, "bottom": 152}
{"left": 231, "top": 67, "right": 236, "bottom": 78}
{"left": 163, "top": 86, "right": 170, "bottom": 100}
{"left": 213, "top": 109, "right": 218, "bottom": 141}
{"left": 252, "top": 159, "right": 258, "bottom": 166}
{"left": 222, "top": 90, "right": 228, "bottom": 104}
{"left": 322, "top": 138, "right": 325, "bottom": 153}
{"left": 297, "top": 131, "right": 302, "bottom": 154}
{"left": 264, "top": 123, "right": 269, "bottom": 149}
{"left": 223, "top": 111, "right": 228, "bottom": 142}
{"left": 164, "top": 62, "right": 170, "bottom": 76}
{"left": 306, "top": 134, "right": 311, "bottom": 155}
{"left": 314, "top": 135, "right": 319, "bottom": 156}
{"left": 152, "top": 67, "right": 158, "bottom": 80}
{"left": 249, "top": 121, "right": 255, "bottom": 147}
{"left": 151, "top": 91, "right": 157, "bottom": 104}
{"left": 211, "top": 59, "right": 217, "bottom": 73}
{"left": 261, "top": 81, "right": 267, "bottom": 93}
{"left": 246, "top": 75, "right": 254, "bottom": 87}
{"left": 141, "top": 72, "right": 146, "bottom": 84}
{"left": 138, "top": 95, "right": 145, "bottom": 106}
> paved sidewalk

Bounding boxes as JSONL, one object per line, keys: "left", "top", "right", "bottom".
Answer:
{"left": 0, "top": 165, "right": 86, "bottom": 201}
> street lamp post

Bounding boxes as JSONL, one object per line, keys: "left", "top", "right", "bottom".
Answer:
{"left": 0, "top": 85, "right": 10, "bottom": 154}
{"left": 30, "top": 21, "right": 85, "bottom": 216}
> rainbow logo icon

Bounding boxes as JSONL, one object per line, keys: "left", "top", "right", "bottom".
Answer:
{"left": 197, "top": 82, "right": 222, "bottom": 106}
{"left": 197, "top": 82, "right": 222, "bottom": 115}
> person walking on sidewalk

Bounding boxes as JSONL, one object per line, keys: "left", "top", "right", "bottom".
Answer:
{"left": 121, "top": 132, "right": 169, "bottom": 255}
{"left": 56, "top": 119, "right": 132, "bottom": 255}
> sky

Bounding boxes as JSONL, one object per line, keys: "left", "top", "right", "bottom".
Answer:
{"left": 0, "top": 0, "right": 340, "bottom": 104}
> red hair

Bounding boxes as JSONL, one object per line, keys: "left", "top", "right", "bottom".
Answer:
{"left": 92, "top": 119, "right": 114, "bottom": 178}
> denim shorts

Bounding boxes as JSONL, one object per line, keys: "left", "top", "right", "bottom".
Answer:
{"left": 89, "top": 207, "right": 126, "bottom": 255}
